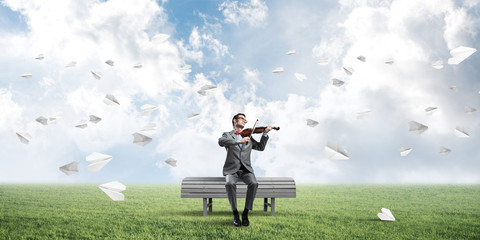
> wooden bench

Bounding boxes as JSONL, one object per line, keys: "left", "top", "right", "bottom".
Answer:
{"left": 181, "top": 177, "right": 296, "bottom": 216}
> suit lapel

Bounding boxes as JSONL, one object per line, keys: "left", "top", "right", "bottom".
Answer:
{"left": 229, "top": 130, "right": 242, "bottom": 150}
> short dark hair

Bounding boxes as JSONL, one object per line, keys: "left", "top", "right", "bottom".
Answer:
{"left": 232, "top": 113, "right": 246, "bottom": 127}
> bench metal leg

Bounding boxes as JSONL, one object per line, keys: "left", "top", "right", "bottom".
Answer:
{"left": 203, "top": 198, "right": 208, "bottom": 217}
{"left": 263, "top": 197, "right": 276, "bottom": 216}
{"left": 209, "top": 198, "right": 212, "bottom": 212}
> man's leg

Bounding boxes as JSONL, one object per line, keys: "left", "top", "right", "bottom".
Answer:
{"left": 240, "top": 172, "right": 258, "bottom": 226}
{"left": 225, "top": 174, "right": 241, "bottom": 227}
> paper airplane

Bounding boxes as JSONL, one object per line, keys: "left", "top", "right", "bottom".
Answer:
{"left": 16, "top": 132, "right": 32, "bottom": 144}
{"left": 324, "top": 141, "right": 349, "bottom": 160}
{"left": 425, "top": 106, "right": 438, "bottom": 115}
{"left": 465, "top": 106, "right": 477, "bottom": 114}
{"left": 408, "top": 121, "right": 428, "bottom": 134}
{"left": 357, "top": 56, "right": 366, "bottom": 62}
{"left": 286, "top": 50, "right": 296, "bottom": 56}
{"left": 432, "top": 60, "right": 443, "bottom": 69}
{"left": 133, "top": 63, "right": 142, "bottom": 68}
{"left": 165, "top": 158, "right": 177, "bottom": 167}
{"left": 132, "top": 132, "right": 152, "bottom": 146}
{"left": 385, "top": 58, "right": 394, "bottom": 64}
{"left": 332, "top": 78, "right": 344, "bottom": 87}
{"left": 89, "top": 115, "right": 102, "bottom": 124}
{"left": 294, "top": 73, "right": 307, "bottom": 82}
{"left": 103, "top": 94, "right": 120, "bottom": 106}
{"left": 197, "top": 84, "right": 217, "bottom": 96}
{"left": 272, "top": 67, "right": 284, "bottom": 74}
{"left": 343, "top": 66, "right": 354, "bottom": 75}
{"left": 454, "top": 126, "right": 469, "bottom": 138}
{"left": 447, "top": 46, "right": 477, "bottom": 65}
{"left": 450, "top": 86, "right": 458, "bottom": 92}
{"left": 75, "top": 120, "right": 88, "bottom": 129}
{"left": 140, "top": 123, "right": 156, "bottom": 135}
{"left": 153, "top": 33, "right": 170, "bottom": 43}
{"left": 356, "top": 109, "right": 371, "bottom": 119}
{"left": 105, "top": 60, "right": 114, "bottom": 66}
{"left": 99, "top": 181, "right": 126, "bottom": 201}
{"left": 179, "top": 64, "right": 192, "bottom": 73}
{"left": 20, "top": 73, "right": 32, "bottom": 78}
{"left": 141, "top": 104, "right": 157, "bottom": 116}
{"left": 306, "top": 119, "right": 319, "bottom": 127}
{"left": 36, "top": 116, "right": 48, "bottom": 125}
{"left": 86, "top": 152, "right": 112, "bottom": 172}
{"left": 91, "top": 71, "right": 102, "bottom": 80}
{"left": 65, "top": 61, "right": 77, "bottom": 68}
{"left": 35, "top": 54, "right": 44, "bottom": 60}
{"left": 59, "top": 161, "right": 79, "bottom": 175}
{"left": 400, "top": 147, "right": 412, "bottom": 156}
{"left": 317, "top": 58, "right": 329, "bottom": 65}
{"left": 49, "top": 112, "right": 62, "bottom": 124}
{"left": 42, "top": 77, "right": 54, "bottom": 86}
{"left": 188, "top": 113, "right": 200, "bottom": 119}
{"left": 377, "top": 208, "right": 395, "bottom": 221}
{"left": 440, "top": 146, "right": 451, "bottom": 155}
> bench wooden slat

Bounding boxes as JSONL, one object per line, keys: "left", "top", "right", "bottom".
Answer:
{"left": 182, "top": 188, "right": 296, "bottom": 193}
{"left": 183, "top": 177, "right": 295, "bottom": 182}
{"left": 181, "top": 193, "right": 296, "bottom": 198}
{"left": 181, "top": 184, "right": 295, "bottom": 189}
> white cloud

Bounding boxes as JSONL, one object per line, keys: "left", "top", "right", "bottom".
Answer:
{"left": 219, "top": 0, "right": 268, "bottom": 26}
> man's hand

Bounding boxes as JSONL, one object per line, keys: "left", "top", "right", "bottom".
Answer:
{"left": 239, "top": 137, "right": 250, "bottom": 144}
{"left": 264, "top": 125, "right": 273, "bottom": 133}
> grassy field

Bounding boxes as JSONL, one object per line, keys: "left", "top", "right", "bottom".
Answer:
{"left": 0, "top": 184, "right": 479, "bottom": 239}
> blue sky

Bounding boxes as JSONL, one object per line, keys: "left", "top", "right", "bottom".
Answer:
{"left": 0, "top": 0, "right": 479, "bottom": 184}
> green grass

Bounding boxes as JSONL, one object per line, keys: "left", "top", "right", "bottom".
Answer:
{"left": 1, "top": 184, "right": 479, "bottom": 239}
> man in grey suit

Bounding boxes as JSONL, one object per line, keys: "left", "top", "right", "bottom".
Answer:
{"left": 218, "top": 113, "right": 272, "bottom": 227}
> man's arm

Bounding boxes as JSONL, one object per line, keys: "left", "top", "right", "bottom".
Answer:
{"left": 218, "top": 132, "right": 238, "bottom": 147}
{"left": 251, "top": 133, "right": 269, "bottom": 151}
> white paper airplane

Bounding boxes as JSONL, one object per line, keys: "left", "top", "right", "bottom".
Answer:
{"left": 272, "top": 67, "right": 284, "bottom": 74}
{"left": 356, "top": 109, "right": 372, "bottom": 119}
{"left": 21, "top": 73, "right": 32, "bottom": 78}
{"left": 332, "top": 78, "right": 344, "bottom": 87}
{"left": 49, "top": 112, "right": 62, "bottom": 124}
{"left": 103, "top": 94, "right": 120, "bottom": 106}
{"left": 133, "top": 63, "right": 143, "bottom": 68}
{"left": 447, "top": 46, "right": 477, "bottom": 65}
{"left": 343, "top": 66, "right": 354, "bottom": 75}
{"left": 425, "top": 106, "right": 438, "bottom": 115}
{"left": 432, "top": 60, "right": 443, "bottom": 69}
{"left": 408, "top": 121, "right": 428, "bottom": 134}
{"left": 16, "top": 132, "right": 32, "bottom": 144}
{"left": 86, "top": 152, "right": 112, "bottom": 172}
{"left": 188, "top": 113, "right": 200, "bottom": 119}
{"left": 59, "top": 161, "right": 79, "bottom": 175}
{"left": 294, "top": 72, "right": 307, "bottom": 82}
{"left": 65, "top": 61, "right": 77, "bottom": 68}
{"left": 197, "top": 84, "right": 217, "bottom": 96}
{"left": 286, "top": 50, "right": 296, "bottom": 56}
{"left": 385, "top": 58, "right": 394, "bottom": 64}
{"left": 75, "top": 120, "right": 88, "bottom": 129}
{"left": 179, "top": 64, "right": 192, "bottom": 73}
{"left": 465, "top": 106, "right": 477, "bottom": 114}
{"left": 132, "top": 132, "right": 152, "bottom": 146}
{"left": 91, "top": 71, "right": 102, "bottom": 80}
{"left": 36, "top": 116, "right": 48, "bottom": 125}
{"left": 140, "top": 123, "right": 156, "bottom": 135}
{"left": 454, "top": 126, "right": 469, "bottom": 138}
{"left": 165, "top": 158, "right": 177, "bottom": 167}
{"left": 357, "top": 56, "right": 366, "bottom": 62}
{"left": 306, "top": 119, "right": 319, "bottom": 127}
{"left": 42, "top": 77, "right": 55, "bottom": 86}
{"left": 450, "top": 86, "right": 458, "bottom": 92}
{"left": 153, "top": 33, "right": 170, "bottom": 43}
{"left": 324, "top": 141, "right": 349, "bottom": 160}
{"left": 105, "top": 59, "right": 114, "bottom": 66}
{"left": 377, "top": 208, "right": 395, "bottom": 221}
{"left": 89, "top": 115, "right": 102, "bottom": 124}
{"left": 141, "top": 104, "right": 158, "bottom": 116}
{"left": 440, "top": 146, "right": 451, "bottom": 155}
{"left": 99, "top": 181, "right": 126, "bottom": 201}
{"left": 35, "top": 54, "right": 44, "bottom": 60}
{"left": 400, "top": 147, "right": 412, "bottom": 156}
{"left": 317, "top": 58, "right": 329, "bottom": 65}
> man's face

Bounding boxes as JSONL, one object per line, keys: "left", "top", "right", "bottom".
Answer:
{"left": 235, "top": 115, "right": 247, "bottom": 128}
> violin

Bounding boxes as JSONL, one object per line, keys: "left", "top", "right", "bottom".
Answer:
{"left": 239, "top": 126, "right": 280, "bottom": 137}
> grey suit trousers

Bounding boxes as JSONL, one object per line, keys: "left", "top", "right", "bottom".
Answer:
{"left": 225, "top": 170, "right": 258, "bottom": 211}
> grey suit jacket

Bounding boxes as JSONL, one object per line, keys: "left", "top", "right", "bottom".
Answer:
{"left": 218, "top": 130, "right": 269, "bottom": 176}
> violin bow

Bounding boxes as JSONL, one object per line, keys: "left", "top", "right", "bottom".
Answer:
{"left": 246, "top": 119, "right": 259, "bottom": 145}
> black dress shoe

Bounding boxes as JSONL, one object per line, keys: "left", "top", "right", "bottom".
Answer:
{"left": 233, "top": 213, "right": 241, "bottom": 227}
{"left": 241, "top": 213, "right": 249, "bottom": 226}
